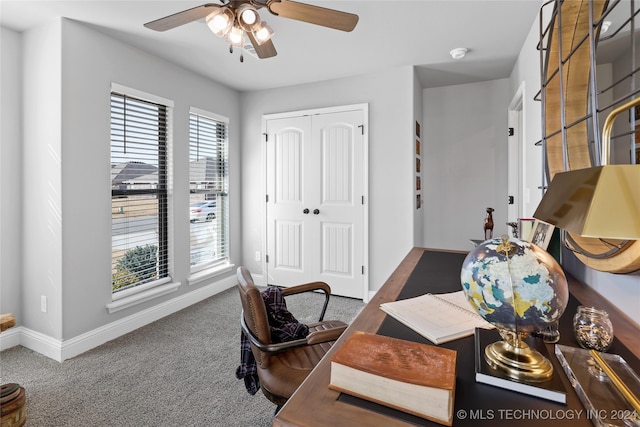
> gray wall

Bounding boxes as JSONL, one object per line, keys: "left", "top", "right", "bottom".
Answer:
{"left": 5, "top": 18, "right": 242, "bottom": 342}
{"left": 422, "top": 79, "right": 510, "bottom": 250}
{"left": 2, "top": 6, "right": 638, "bottom": 354}
{"left": 413, "top": 69, "right": 425, "bottom": 245}
{"left": 610, "top": 41, "right": 640, "bottom": 163}
{"left": 240, "top": 66, "right": 417, "bottom": 296}
{"left": 509, "top": 13, "right": 544, "bottom": 219}
{"left": 0, "top": 27, "right": 23, "bottom": 323}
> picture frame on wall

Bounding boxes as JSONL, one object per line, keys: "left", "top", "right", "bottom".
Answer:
{"left": 416, "top": 121, "right": 421, "bottom": 138}
{"left": 518, "top": 218, "right": 536, "bottom": 242}
{"left": 528, "top": 219, "right": 555, "bottom": 250}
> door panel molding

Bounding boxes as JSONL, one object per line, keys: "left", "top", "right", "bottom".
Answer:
{"left": 263, "top": 104, "right": 369, "bottom": 300}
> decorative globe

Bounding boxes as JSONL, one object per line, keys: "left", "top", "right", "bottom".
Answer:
{"left": 460, "top": 237, "right": 568, "bottom": 334}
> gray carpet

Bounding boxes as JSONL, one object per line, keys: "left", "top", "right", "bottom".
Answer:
{"left": 0, "top": 286, "right": 364, "bottom": 426}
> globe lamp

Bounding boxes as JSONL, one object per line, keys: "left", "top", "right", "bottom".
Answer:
{"left": 461, "top": 236, "right": 569, "bottom": 381}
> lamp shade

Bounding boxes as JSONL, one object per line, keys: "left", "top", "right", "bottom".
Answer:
{"left": 237, "top": 3, "right": 261, "bottom": 31}
{"left": 206, "top": 8, "right": 234, "bottom": 36}
{"left": 533, "top": 165, "right": 640, "bottom": 240}
{"left": 253, "top": 21, "right": 274, "bottom": 45}
{"left": 225, "top": 26, "right": 245, "bottom": 47}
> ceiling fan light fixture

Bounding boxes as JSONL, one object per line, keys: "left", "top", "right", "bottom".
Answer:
{"left": 206, "top": 7, "right": 234, "bottom": 37}
{"left": 253, "top": 21, "right": 274, "bottom": 45}
{"left": 237, "top": 4, "right": 261, "bottom": 31}
{"left": 145, "top": 0, "right": 360, "bottom": 61}
{"left": 225, "top": 25, "right": 245, "bottom": 47}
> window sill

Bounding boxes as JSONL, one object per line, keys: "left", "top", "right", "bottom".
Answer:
{"left": 106, "top": 281, "right": 181, "bottom": 314}
{"left": 188, "top": 263, "right": 235, "bottom": 287}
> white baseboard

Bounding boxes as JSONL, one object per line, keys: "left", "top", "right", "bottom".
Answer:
{"left": 0, "top": 326, "right": 22, "bottom": 351}
{"left": 0, "top": 276, "right": 237, "bottom": 362}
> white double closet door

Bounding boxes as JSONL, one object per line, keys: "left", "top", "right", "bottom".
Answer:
{"left": 264, "top": 105, "right": 367, "bottom": 299}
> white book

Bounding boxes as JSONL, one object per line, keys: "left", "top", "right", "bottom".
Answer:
{"left": 380, "top": 291, "right": 494, "bottom": 345}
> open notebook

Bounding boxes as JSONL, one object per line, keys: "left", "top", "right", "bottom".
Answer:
{"left": 380, "top": 291, "right": 494, "bottom": 345}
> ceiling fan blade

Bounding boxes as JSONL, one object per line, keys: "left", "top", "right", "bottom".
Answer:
{"left": 144, "top": 3, "right": 220, "bottom": 32}
{"left": 267, "top": 0, "right": 358, "bottom": 32}
{"left": 247, "top": 32, "right": 278, "bottom": 59}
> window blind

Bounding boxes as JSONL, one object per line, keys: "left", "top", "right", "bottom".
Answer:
{"left": 189, "top": 111, "right": 229, "bottom": 269}
{"left": 111, "top": 92, "right": 169, "bottom": 292}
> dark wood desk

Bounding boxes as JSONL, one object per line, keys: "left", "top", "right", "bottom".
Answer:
{"left": 273, "top": 248, "right": 640, "bottom": 427}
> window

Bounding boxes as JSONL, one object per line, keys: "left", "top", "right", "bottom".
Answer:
{"left": 189, "top": 108, "right": 229, "bottom": 271}
{"left": 111, "top": 88, "right": 171, "bottom": 293}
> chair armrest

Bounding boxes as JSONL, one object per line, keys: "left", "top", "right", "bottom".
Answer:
{"left": 240, "top": 313, "right": 345, "bottom": 353}
{"left": 281, "top": 281, "right": 331, "bottom": 296}
{"left": 306, "top": 325, "right": 347, "bottom": 345}
{"left": 280, "top": 282, "right": 331, "bottom": 321}
{"left": 241, "top": 313, "right": 309, "bottom": 353}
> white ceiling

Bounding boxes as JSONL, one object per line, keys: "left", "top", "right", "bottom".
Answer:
{"left": 1, "top": 0, "right": 546, "bottom": 92}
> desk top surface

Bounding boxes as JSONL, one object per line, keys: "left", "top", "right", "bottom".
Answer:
{"left": 272, "top": 248, "right": 640, "bottom": 427}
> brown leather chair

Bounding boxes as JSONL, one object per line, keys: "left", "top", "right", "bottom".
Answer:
{"left": 237, "top": 266, "right": 347, "bottom": 407}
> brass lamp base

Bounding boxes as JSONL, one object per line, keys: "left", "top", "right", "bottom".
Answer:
{"left": 485, "top": 339, "right": 553, "bottom": 382}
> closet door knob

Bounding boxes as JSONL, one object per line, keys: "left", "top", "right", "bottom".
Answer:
{"left": 303, "top": 208, "right": 310, "bottom": 214}
{"left": 313, "top": 209, "right": 320, "bottom": 215}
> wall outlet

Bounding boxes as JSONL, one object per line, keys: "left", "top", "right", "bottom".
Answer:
{"left": 255, "top": 251, "right": 261, "bottom": 262}
{"left": 40, "top": 295, "right": 47, "bottom": 313}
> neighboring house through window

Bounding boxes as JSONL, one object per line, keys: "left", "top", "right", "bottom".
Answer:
{"left": 110, "top": 85, "right": 172, "bottom": 294}
{"left": 189, "top": 108, "right": 229, "bottom": 272}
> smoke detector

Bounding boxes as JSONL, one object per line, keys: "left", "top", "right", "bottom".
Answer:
{"left": 450, "top": 48, "right": 468, "bottom": 60}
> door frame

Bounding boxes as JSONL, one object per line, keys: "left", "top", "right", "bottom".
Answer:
{"left": 261, "top": 103, "right": 369, "bottom": 300}
{"left": 507, "top": 83, "right": 526, "bottom": 224}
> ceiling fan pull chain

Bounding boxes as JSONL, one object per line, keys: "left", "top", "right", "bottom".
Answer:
{"left": 240, "top": 32, "right": 245, "bottom": 62}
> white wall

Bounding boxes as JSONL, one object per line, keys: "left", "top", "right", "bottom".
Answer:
{"left": 0, "top": 27, "right": 23, "bottom": 323}
{"left": 422, "top": 79, "right": 510, "bottom": 250}
{"left": 12, "top": 18, "right": 242, "bottom": 345}
{"left": 240, "top": 66, "right": 416, "bottom": 295}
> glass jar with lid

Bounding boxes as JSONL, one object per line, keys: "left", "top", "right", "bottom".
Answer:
{"left": 573, "top": 306, "right": 614, "bottom": 351}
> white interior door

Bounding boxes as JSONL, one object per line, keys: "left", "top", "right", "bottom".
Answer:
{"left": 265, "top": 107, "right": 366, "bottom": 299}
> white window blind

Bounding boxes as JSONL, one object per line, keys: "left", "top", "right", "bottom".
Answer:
{"left": 189, "top": 110, "right": 229, "bottom": 270}
{"left": 111, "top": 91, "right": 169, "bottom": 292}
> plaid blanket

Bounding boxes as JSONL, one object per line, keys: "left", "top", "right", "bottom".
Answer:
{"left": 236, "top": 286, "right": 309, "bottom": 395}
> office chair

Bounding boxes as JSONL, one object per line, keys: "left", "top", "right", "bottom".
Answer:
{"left": 236, "top": 266, "right": 347, "bottom": 407}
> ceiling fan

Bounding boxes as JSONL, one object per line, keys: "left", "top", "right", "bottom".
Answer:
{"left": 144, "top": 0, "right": 359, "bottom": 61}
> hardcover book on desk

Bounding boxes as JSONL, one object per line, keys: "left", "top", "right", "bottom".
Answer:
{"left": 329, "top": 331, "right": 457, "bottom": 426}
{"left": 474, "top": 328, "right": 567, "bottom": 404}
